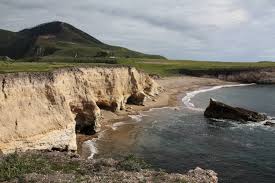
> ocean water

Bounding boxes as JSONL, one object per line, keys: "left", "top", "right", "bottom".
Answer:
{"left": 94, "top": 84, "right": 275, "bottom": 183}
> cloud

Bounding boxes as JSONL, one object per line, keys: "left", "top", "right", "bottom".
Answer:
{"left": 0, "top": 0, "right": 275, "bottom": 61}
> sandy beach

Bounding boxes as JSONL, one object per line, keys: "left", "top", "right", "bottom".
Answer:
{"left": 101, "top": 76, "right": 235, "bottom": 124}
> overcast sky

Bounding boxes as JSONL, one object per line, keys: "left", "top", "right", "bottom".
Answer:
{"left": 1, "top": 0, "right": 275, "bottom": 61}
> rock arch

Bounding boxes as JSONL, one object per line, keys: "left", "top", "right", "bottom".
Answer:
{"left": 70, "top": 100, "right": 101, "bottom": 135}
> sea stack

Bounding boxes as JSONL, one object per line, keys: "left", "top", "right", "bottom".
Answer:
{"left": 204, "top": 98, "right": 267, "bottom": 123}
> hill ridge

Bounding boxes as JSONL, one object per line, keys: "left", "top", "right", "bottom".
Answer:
{"left": 0, "top": 21, "right": 165, "bottom": 60}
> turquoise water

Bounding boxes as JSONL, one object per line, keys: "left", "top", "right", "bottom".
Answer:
{"left": 96, "top": 85, "right": 275, "bottom": 183}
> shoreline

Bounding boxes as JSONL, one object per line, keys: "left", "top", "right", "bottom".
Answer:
{"left": 77, "top": 76, "right": 239, "bottom": 157}
{"left": 182, "top": 83, "right": 256, "bottom": 111}
{"left": 102, "top": 76, "right": 238, "bottom": 124}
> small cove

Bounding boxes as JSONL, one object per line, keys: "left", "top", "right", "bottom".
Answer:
{"left": 88, "top": 84, "right": 275, "bottom": 183}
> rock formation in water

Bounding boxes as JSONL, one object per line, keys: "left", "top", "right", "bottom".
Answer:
{"left": 0, "top": 66, "right": 161, "bottom": 154}
{"left": 264, "top": 121, "right": 275, "bottom": 127}
{"left": 204, "top": 98, "right": 267, "bottom": 123}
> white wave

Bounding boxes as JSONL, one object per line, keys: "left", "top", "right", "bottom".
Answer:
{"left": 111, "top": 114, "right": 148, "bottom": 130}
{"left": 129, "top": 114, "right": 143, "bottom": 122}
{"left": 111, "top": 122, "right": 129, "bottom": 130}
{"left": 182, "top": 83, "right": 255, "bottom": 111}
{"left": 82, "top": 140, "right": 98, "bottom": 159}
{"left": 147, "top": 106, "right": 178, "bottom": 111}
{"left": 81, "top": 129, "right": 108, "bottom": 159}
{"left": 128, "top": 107, "right": 180, "bottom": 123}
{"left": 97, "top": 129, "right": 108, "bottom": 139}
{"left": 227, "top": 119, "right": 275, "bottom": 132}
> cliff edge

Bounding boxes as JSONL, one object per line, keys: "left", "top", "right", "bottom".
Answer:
{"left": 0, "top": 66, "right": 161, "bottom": 154}
{"left": 0, "top": 151, "right": 218, "bottom": 183}
{"left": 180, "top": 68, "right": 275, "bottom": 84}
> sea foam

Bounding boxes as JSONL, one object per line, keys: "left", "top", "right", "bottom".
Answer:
{"left": 182, "top": 84, "right": 255, "bottom": 111}
{"left": 129, "top": 114, "right": 143, "bottom": 122}
{"left": 111, "top": 122, "right": 129, "bottom": 130}
{"left": 82, "top": 140, "right": 98, "bottom": 159}
{"left": 81, "top": 129, "right": 108, "bottom": 159}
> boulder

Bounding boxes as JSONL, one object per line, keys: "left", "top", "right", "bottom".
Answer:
{"left": 204, "top": 98, "right": 267, "bottom": 123}
{"left": 127, "top": 92, "right": 146, "bottom": 105}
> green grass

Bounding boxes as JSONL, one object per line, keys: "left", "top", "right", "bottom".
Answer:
{"left": 117, "top": 154, "right": 150, "bottom": 172}
{"left": 118, "top": 58, "right": 275, "bottom": 76}
{"left": 0, "top": 61, "right": 73, "bottom": 73}
{"left": 0, "top": 58, "right": 274, "bottom": 75}
{"left": 0, "top": 152, "right": 82, "bottom": 181}
{"left": 0, "top": 60, "right": 120, "bottom": 73}
{"left": 0, "top": 152, "right": 152, "bottom": 182}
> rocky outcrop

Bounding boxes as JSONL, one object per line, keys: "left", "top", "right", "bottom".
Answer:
{"left": 216, "top": 68, "right": 275, "bottom": 84}
{"left": 0, "top": 66, "right": 161, "bottom": 154}
{"left": 186, "top": 167, "right": 218, "bottom": 183}
{"left": 204, "top": 98, "right": 267, "bottom": 123}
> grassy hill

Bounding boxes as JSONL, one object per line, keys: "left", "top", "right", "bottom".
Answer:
{"left": 0, "top": 21, "right": 165, "bottom": 60}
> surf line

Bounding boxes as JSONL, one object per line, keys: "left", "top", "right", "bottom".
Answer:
{"left": 182, "top": 83, "right": 255, "bottom": 111}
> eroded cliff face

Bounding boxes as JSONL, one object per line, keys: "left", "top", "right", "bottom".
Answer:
{"left": 216, "top": 68, "right": 275, "bottom": 84}
{"left": 0, "top": 67, "right": 161, "bottom": 154}
{"left": 180, "top": 68, "right": 275, "bottom": 84}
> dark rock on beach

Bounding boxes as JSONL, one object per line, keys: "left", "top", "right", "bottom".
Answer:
{"left": 204, "top": 98, "right": 267, "bottom": 123}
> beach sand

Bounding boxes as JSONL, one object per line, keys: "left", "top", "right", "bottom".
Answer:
{"left": 102, "top": 76, "right": 235, "bottom": 124}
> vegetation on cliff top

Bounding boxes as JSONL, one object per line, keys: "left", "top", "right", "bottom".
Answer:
{"left": 0, "top": 151, "right": 209, "bottom": 183}
{"left": 0, "top": 61, "right": 120, "bottom": 73}
{"left": 118, "top": 58, "right": 275, "bottom": 76}
{"left": 0, "top": 58, "right": 275, "bottom": 75}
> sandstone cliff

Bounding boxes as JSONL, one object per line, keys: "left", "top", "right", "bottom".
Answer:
{"left": 0, "top": 67, "right": 161, "bottom": 154}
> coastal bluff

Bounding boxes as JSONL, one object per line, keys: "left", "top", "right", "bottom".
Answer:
{"left": 0, "top": 66, "right": 161, "bottom": 154}
{"left": 180, "top": 68, "right": 275, "bottom": 84}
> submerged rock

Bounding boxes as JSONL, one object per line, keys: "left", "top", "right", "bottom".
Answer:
{"left": 264, "top": 121, "right": 275, "bottom": 127}
{"left": 204, "top": 98, "right": 267, "bottom": 123}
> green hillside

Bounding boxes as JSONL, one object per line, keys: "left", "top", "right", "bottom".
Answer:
{"left": 0, "top": 21, "right": 165, "bottom": 60}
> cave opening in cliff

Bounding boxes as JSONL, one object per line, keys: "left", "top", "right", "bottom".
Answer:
{"left": 74, "top": 113, "right": 96, "bottom": 135}
{"left": 70, "top": 102, "right": 97, "bottom": 136}
{"left": 126, "top": 93, "right": 145, "bottom": 106}
{"left": 96, "top": 101, "right": 118, "bottom": 112}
